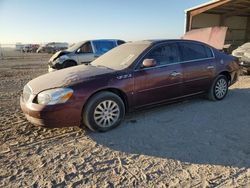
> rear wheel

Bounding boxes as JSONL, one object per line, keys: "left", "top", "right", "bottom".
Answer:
{"left": 82, "top": 92, "right": 125, "bottom": 132}
{"left": 208, "top": 75, "right": 228, "bottom": 101}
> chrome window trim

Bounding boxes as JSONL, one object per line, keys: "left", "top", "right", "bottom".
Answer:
{"left": 133, "top": 41, "right": 215, "bottom": 72}
{"left": 134, "top": 57, "right": 215, "bottom": 72}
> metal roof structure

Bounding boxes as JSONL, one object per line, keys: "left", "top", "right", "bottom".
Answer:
{"left": 185, "top": 0, "right": 250, "bottom": 31}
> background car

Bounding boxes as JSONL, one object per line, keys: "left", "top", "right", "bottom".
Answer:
{"left": 21, "top": 44, "right": 40, "bottom": 53}
{"left": 20, "top": 40, "right": 240, "bottom": 132}
{"left": 232, "top": 42, "right": 250, "bottom": 58}
{"left": 21, "top": 44, "right": 32, "bottom": 53}
{"left": 36, "top": 42, "right": 68, "bottom": 53}
{"left": 47, "top": 39, "right": 125, "bottom": 72}
{"left": 240, "top": 50, "right": 250, "bottom": 75}
{"left": 232, "top": 42, "right": 250, "bottom": 75}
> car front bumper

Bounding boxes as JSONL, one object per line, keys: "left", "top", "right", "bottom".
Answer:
{"left": 48, "top": 65, "right": 56, "bottom": 72}
{"left": 20, "top": 95, "right": 82, "bottom": 128}
{"left": 240, "top": 61, "right": 250, "bottom": 70}
{"left": 239, "top": 56, "right": 250, "bottom": 70}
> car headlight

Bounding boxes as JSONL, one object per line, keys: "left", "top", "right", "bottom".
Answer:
{"left": 23, "top": 84, "right": 32, "bottom": 102}
{"left": 57, "top": 55, "right": 69, "bottom": 64}
{"left": 37, "top": 88, "right": 73, "bottom": 105}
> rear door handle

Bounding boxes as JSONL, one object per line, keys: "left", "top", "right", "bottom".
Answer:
{"left": 207, "top": 66, "right": 215, "bottom": 69}
{"left": 170, "top": 71, "right": 182, "bottom": 77}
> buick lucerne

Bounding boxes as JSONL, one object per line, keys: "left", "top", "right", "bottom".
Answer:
{"left": 20, "top": 40, "right": 240, "bottom": 132}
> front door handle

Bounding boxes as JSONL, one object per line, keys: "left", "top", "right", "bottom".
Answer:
{"left": 207, "top": 65, "right": 215, "bottom": 70}
{"left": 170, "top": 71, "right": 182, "bottom": 77}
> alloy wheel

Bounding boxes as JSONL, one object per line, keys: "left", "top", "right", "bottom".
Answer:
{"left": 93, "top": 100, "right": 120, "bottom": 128}
{"left": 215, "top": 78, "right": 227, "bottom": 99}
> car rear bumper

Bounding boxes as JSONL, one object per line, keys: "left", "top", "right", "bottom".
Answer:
{"left": 20, "top": 95, "right": 82, "bottom": 128}
{"left": 229, "top": 69, "right": 240, "bottom": 86}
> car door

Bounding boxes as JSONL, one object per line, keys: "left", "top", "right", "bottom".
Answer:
{"left": 178, "top": 42, "right": 216, "bottom": 95}
{"left": 133, "top": 42, "right": 183, "bottom": 108}
{"left": 76, "top": 41, "right": 95, "bottom": 64}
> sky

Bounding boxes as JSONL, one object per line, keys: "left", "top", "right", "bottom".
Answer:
{"left": 0, "top": 0, "right": 208, "bottom": 44}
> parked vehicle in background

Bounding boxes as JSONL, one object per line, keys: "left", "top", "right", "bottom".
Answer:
{"left": 232, "top": 42, "right": 250, "bottom": 58}
{"left": 15, "top": 43, "right": 24, "bottom": 51}
{"left": 232, "top": 42, "right": 250, "bottom": 75}
{"left": 30, "top": 44, "right": 40, "bottom": 52}
{"left": 36, "top": 42, "right": 68, "bottom": 53}
{"left": 239, "top": 49, "right": 250, "bottom": 75}
{"left": 21, "top": 40, "right": 240, "bottom": 132}
{"left": 47, "top": 39, "right": 125, "bottom": 72}
{"left": 21, "top": 44, "right": 40, "bottom": 53}
{"left": 22, "top": 44, "right": 32, "bottom": 53}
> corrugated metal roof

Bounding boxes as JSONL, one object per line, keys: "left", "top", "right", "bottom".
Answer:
{"left": 185, "top": 0, "right": 221, "bottom": 13}
{"left": 185, "top": 0, "right": 250, "bottom": 17}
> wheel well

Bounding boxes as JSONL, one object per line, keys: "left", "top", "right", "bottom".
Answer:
{"left": 64, "top": 59, "right": 77, "bottom": 65}
{"left": 219, "top": 71, "right": 231, "bottom": 84}
{"left": 84, "top": 88, "right": 129, "bottom": 112}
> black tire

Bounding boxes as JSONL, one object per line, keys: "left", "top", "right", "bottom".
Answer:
{"left": 247, "top": 70, "right": 250, "bottom": 75}
{"left": 82, "top": 91, "right": 125, "bottom": 132}
{"left": 63, "top": 60, "right": 76, "bottom": 68}
{"left": 208, "top": 75, "right": 228, "bottom": 101}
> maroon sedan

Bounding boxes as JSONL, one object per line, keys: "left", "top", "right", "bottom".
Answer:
{"left": 20, "top": 40, "right": 240, "bottom": 132}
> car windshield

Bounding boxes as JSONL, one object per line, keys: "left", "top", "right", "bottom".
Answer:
{"left": 91, "top": 42, "right": 150, "bottom": 70}
{"left": 92, "top": 40, "right": 116, "bottom": 55}
{"left": 66, "top": 41, "right": 85, "bottom": 52}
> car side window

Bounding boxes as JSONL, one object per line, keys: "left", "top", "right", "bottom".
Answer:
{"left": 145, "top": 43, "right": 180, "bottom": 66}
{"left": 204, "top": 46, "right": 214, "bottom": 58}
{"left": 179, "top": 42, "right": 212, "bottom": 61}
{"left": 78, "top": 42, "right": 93, "bottom": 53}
{"left": 93, "top": 41, "right": 116, "bottom": 55}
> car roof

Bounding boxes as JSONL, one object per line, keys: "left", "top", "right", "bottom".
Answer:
{"left": 130, "top": 39, "right": 210, "bottom": 46}
{"left": 78, "top": 39, "right": 124, "bottom": 44}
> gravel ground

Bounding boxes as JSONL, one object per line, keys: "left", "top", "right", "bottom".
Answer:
{"left": 0, "top": 53, "right": 250, "bottom": 187}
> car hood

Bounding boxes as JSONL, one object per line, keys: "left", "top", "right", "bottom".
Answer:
{"left": 182, "top": 26, "right": 228, "bottom": 50}
{"left": 49, "top": 50, "right": 71, "bottom": 62}
{"left": 27, "top": 65, "right": 114, "bottom": 94}
{"left": 232, "top": 44, "right": 250, "bottom": 57}
{"left": 232, "top": 48, "right": 246, "bottom": 57}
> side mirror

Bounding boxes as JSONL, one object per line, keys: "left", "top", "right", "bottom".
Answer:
{"left": 142, "top": 59, "right": 157, "bottom": 68}
{"left": 76, "top": 48, "right": 81, "bottom": 53}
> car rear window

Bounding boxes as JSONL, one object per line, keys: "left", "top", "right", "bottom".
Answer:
{"left": 179, "top": 42, "right": 213, "bottom": 61}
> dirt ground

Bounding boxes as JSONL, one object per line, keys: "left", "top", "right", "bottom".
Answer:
{"left": 0, "top": 52, "right": 250, "bottom": 187}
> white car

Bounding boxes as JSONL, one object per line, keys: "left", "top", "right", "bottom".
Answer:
{"left": 232, "top": 42, "right": 250, "bottom": 58}
{"left": 48, "top": 39, "right": 125, "bottom": 72}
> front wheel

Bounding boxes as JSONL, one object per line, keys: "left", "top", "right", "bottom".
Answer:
{"left": 63, "top": 60, "right": 76, "bottom": 68}
{"left": 247, "top": 69, "right": 250, "bottom": 75}
{"left": 82, "top": 92, "right": 125, "bottom": 132}
{"left": 208, "top": 75, "right": 228, "bottom": 101}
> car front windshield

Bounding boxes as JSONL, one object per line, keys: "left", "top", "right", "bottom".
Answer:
{"left": 91, "top": 42, "right": 150, "bottom": 70}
